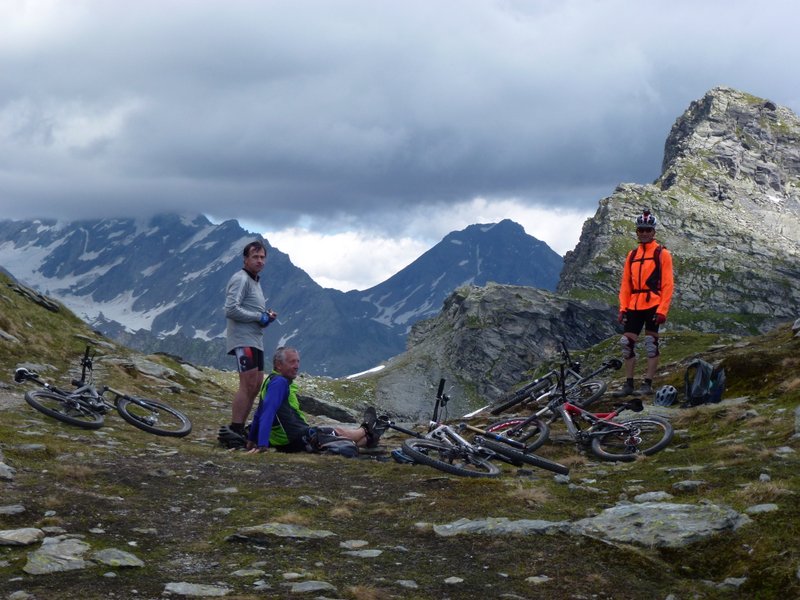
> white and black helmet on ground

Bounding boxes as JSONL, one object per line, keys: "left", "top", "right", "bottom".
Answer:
{"left": 654, "top": 384, "right": 678, "bottom": 406}
{"left": 635, "top": 209, "right": 657, "bottom": 229}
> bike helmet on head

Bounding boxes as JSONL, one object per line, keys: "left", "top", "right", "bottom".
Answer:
{"left": 635, "top": 210, "right": 657, "bottom": 229}
{"left": 654, "top": 384, "right": 678, "bottom": 407}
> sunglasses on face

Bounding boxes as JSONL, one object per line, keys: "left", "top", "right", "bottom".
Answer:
{"left": 637, "top": 228, "right": 654, "bottom": 233}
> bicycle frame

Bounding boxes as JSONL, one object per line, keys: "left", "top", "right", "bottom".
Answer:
{"left": 17, "top": 347, "right": 170, "bottom": 422}
{"left": 382, "top": 379, "right": 570, "bottom": 475}
{"left": 543, "top": 357, "right": 620, "bottom": 398}
{"left": 548, "top": 398, "right": 637, "bottom": 444}
{"left": 487, "top": 343, "right": 622, "bottom": 417}
{"left": 459, "top": 422, "right": 532, "bottom": 450}
{"left": 380, "top": 380, "right": 497, "bottom": 457}
{"left": 17, "top": 345, "right": 193, "bottom": 437}
{"left": 492, "top": 370, "right": 643, "bottom": 446}
{"left": 60, "top": 380, "right": 111, "bottom": 414}
{"left": 546, "top": 356, "right": 641, "bottom": 441}
{"left": 17, "top": 348, "right": 112, "bottom": 412}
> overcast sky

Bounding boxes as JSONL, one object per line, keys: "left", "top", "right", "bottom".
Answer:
{"left": 2, "top": 1, "right": 799, "bottom": 290}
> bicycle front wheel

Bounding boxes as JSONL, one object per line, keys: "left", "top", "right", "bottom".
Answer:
{"left": 590, "top": 416, "right": 673, "bottom": 462}
{"left": 486, "top": 417, "right": 550, "bottom": 451}
{"left": 478, "top": 438, "right": 569, "bottom": 475}
{"left": 25, "top": 390, "right": 104, "bottom": 429}
{"left": 116, "top": 396, "right": 193, "bottom": 437}
{"left": 402, "top": 438, "right": 500, "bottom": 478}
{"left": 565, "top": 380, "right": 607, "bottom": 409}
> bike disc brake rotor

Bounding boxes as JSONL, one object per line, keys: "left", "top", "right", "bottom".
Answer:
{"left": 624, "top": 434, "right": 644, "bottom": 452}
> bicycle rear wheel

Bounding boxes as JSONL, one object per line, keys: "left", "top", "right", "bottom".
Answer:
{"left": 116, "top": 395, "right": 193, "bottom": 437}
{"left": 477, "top": 438, "right": 569, "bottom": 475}
{"left": 590, "top": 416, "right": 673, "bottom": 462}
{"left": 402, "top": 438, "right": 500, "bottom": 478}
{"left": 486, "top": 417, "right": 550, "bottom": 452}
{"left": 565, "top": 380, "right": 607, "bottom": 409}
{"left": 25, "top": 390, "right": 104, "bottom": 429}
{"left": 489, "top": 379, "right": 550, "bottom": 415}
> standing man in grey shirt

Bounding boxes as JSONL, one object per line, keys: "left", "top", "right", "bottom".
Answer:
{"left": 218, "top": 240, "right": 277, "bottom": 447}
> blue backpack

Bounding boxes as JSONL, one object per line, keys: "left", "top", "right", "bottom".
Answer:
{"left": 683, "top": 359, "right": 726, "bottom": 407}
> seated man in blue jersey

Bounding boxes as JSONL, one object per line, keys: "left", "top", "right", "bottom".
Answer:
{"left": 246, "top": 346, "right": 383, "bottom": 453}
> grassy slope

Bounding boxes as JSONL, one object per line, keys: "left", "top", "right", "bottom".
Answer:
{"left": 1, "top": 273, "right": 798, "bottom": 599}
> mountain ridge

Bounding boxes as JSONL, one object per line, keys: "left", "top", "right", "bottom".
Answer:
{"left": 0, "top": 215, "right": 562, "bottom": 376}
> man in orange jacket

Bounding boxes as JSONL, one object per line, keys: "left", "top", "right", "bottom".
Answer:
{"left": 616, "top": 210, "right": 674, "bottom": 396}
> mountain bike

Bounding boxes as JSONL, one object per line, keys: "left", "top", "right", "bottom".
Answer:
{"left": 14, "top": 345, "right": 192, "bottom": 437}
{"left": 378, "top": 380, "right": 568, "bottom": 477}
{"left": 485, "top": 368, "right": 673, "bottom": 462}
{"left": 488, "top": 342, "right": 621, "bottom": 415}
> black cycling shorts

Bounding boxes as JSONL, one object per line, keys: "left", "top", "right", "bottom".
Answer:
{"left": 273, "top": 431, "right": 310, "bottom": 454}
{"left": 233, "top": 347, "right": 264, "bottom": 373}
{"left": 623, "top": 307, "right": 660, "bottom": 335}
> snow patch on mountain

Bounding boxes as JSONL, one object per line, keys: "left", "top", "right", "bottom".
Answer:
{"left": 346, "top": 364, "right": 386, "bottom": 379}
{"left": 70, "top": 289, "right": 179, "bottom": 332}
{"left": 278, "top": 328, "right": 301, "bottom": 347}
{"left": 370, "top": 284, "right": 426, "bottom": 326}
{"left": 394, "top": 299, "right": 435, "bottom": 327}
{"left": 0, "top": 238, "right": 63, "bottom": 290}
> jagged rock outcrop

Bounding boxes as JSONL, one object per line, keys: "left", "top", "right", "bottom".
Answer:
{"left": 558, "top": 87, "right": 800, "bottom": 334}
{"left": 7, "top": 282, "right": 60, "bottom": 313}
{"left": 372, "top": 284, "right": 618, "bottom": 418}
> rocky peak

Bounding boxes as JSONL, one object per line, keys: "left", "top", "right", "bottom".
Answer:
{"left": 661, "top": 86, "right": 800, "bottom": 207}
{"left": 558, "top": 87, "right": 800, "bottom": 334}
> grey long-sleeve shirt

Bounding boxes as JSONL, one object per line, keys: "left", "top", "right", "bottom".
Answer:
{"left": 224, "top": 269, "right": 266, "bottom": 354}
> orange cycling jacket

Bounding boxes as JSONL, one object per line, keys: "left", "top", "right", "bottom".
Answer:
{"left": 619, "top": 241, "right": 674, "bottom": 315}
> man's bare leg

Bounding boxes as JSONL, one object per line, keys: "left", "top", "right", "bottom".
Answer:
{"left": 334, "top": 427, "right": 369, "bottom": 447}
{"left": 232, "top": 369, "right": 263, "bottom": 426}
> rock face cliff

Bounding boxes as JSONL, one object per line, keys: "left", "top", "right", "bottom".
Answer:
{"left": 373, "top": 284, "right": 617, "bottom": 418}
{"left": 558, "top": 87, "right": 800, "bottom": 333}
{"left": 368, "top": 87, "right": 800, "bottom": 414}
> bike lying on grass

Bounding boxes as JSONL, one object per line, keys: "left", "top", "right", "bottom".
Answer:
{"left": 14, "top": 345, "right": 192, "bottom": 437}
{"left": 489, "top": 342, "right": 622, "bottom": 416}
{"left": 485, "top": 361, "right": 673, "bottom": 462}
{"left": 377, "top": 379, "right": 569, "bottom": 478}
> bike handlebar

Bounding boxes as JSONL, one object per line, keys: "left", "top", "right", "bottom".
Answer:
{"left": 78, "top": 345, "right": 93, "bottom": 383}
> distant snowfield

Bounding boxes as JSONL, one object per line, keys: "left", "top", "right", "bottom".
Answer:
{"left": 2, "top": 238, "right": 182, "bottom": 334}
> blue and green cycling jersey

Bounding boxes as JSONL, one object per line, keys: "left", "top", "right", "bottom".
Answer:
{"left": 248, "top": 371, "right": 308, "bottom": 447}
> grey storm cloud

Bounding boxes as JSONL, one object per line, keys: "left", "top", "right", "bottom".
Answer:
{"left": 2, "top": 0, "right": 800, "bottom": 230}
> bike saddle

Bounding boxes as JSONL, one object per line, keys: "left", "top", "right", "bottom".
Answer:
{"left": 625, "top": 398, "right": 644, "bottom": 412}
{"left": 606, "top": 358, "right": 623, "bottom": 370}
{"left": 14, "top": 368, "right": 33, "bottom": 383}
